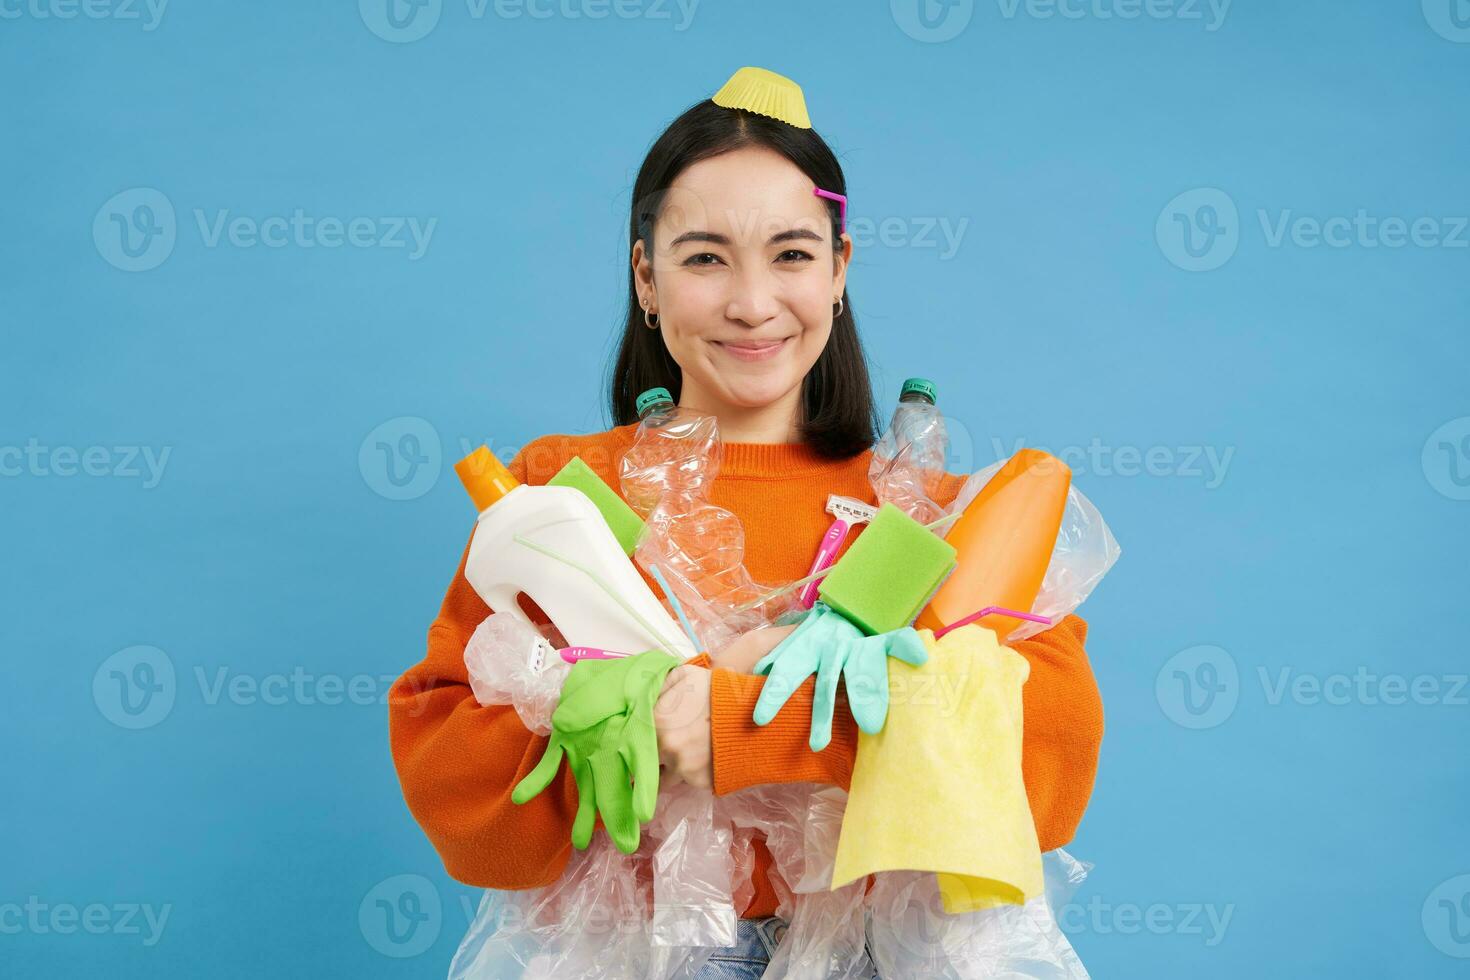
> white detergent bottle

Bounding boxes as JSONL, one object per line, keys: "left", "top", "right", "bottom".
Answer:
{"left": 454, "top": 445, "right": 696, "bottom": 660}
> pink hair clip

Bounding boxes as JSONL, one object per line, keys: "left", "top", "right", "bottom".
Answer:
{"left": 813, "top": 186, "right": 847, "bottom": 236}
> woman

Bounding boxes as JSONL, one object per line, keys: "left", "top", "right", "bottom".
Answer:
{"left": 389, "top": 68, "right": 1104, "bottom": 978}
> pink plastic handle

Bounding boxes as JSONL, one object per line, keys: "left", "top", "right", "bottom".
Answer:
{"left": 933, "top": 606, "right": 1053, "bottom": 641}
{"left": 812, "top": 187, "right": 847, "bottom": 235}
{"left": 798, "top": 518, "right": 850, "bottom": 609}
{"left": 558, "top": 646, "right": 633, "bottom": 664}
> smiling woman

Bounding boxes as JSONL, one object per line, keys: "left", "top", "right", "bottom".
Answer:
{"left": 388, "top": 66, "right": 1104, "bottom": 980}
{"left": 611, "top": 93, "right": 878, "bottom": 456}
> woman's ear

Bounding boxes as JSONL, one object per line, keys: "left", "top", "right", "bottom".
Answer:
{"left": 631, "top": 238, "right": 655, "bottom": 307}
{"left": 832, "top": 232, "right": 853, "bottom": 300}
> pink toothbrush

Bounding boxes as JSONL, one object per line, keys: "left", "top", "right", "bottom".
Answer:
{"left": 798, "top": 495, "right": 878, "bottom": 609}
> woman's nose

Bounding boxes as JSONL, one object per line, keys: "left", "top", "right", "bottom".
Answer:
{"left": 724, "top": 265, "right": 782, "bottom": 327}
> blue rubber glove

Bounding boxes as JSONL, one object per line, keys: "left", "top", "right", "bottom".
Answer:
{"left": 751, "top": 602, "right": 928, "bottom": 751}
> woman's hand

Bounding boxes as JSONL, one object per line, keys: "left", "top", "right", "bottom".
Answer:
{"left": 654, "top": 665, "right": 713, "bottom": 789}
{"left": 709, "top": 623, "right": 797, "bottom": 674}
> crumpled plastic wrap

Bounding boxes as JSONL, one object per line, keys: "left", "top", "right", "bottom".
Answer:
{"left": 463, "top": 612, "right": 569, "bottom": 735}
{"left": 940, "top": 459, "right": 1121, "bottom": 643}
{"left": 451, "top": 409, "right": 1114, "bottom": 978}
{"left": 619, "top": 400, "right": 796, "bottom": 656}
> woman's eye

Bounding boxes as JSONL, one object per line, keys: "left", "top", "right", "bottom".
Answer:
{"left": 684, "top": 252, "right": 723, "bottom": 266}
{"left": 777, "top": 249, "right": 815, "bottom": 263}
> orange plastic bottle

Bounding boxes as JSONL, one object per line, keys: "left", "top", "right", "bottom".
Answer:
{"left": 914, "top": 449, "right": 1071, "bottom": 640}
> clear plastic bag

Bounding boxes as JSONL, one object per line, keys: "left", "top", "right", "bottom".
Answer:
{"left": 463, "top": 612, "right": 569, "bottom": 735}
{"left": 941, "top": 459, "right": 1121, "bottom": 643}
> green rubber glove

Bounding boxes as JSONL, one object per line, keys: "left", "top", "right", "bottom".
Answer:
{"left": 752, "top": 601, "right": 928, "bottom": 751}
{"left": 511, "top": 648, "right": 680, "bottom": 854}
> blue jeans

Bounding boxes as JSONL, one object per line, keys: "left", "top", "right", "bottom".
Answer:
{"left": 692, "top": 917, "right": 787, "bottom": 980}
{"left": 693, "top": 916, "right": 879, "bottom": 979}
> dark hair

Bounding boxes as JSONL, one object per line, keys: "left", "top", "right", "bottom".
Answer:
{"left": 606, "top": 99, "right": 880, "bottom": 459}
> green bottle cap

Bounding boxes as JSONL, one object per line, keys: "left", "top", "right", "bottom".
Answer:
{"left": 635, "top": 387, "right": 675, "bottom": 417}
{"left": 900, "top": 378, "right": 937, "bottom": 404}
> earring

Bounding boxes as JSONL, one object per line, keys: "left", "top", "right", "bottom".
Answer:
{"left": 833, "top": 297, "right": 844, "bottom": 318}
{"left": 643, "top": 306, "right": 659, "bottom": 329}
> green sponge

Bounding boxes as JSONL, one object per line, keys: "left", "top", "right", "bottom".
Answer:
{"left": 817, "top": 502, "right": 957, "bottom": 635}
{"left": 548, "top": 456, "right": 644, "bottom": 556}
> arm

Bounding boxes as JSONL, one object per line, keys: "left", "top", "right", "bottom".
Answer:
{"left": 704, "top": 615, "right": 1104, "bottom": 851}
{"left": 387, "top": 448, "right": 578, "bottom": 890}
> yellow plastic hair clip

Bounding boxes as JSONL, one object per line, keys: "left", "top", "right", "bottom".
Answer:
{"left": 711, "top": 66, "right": 812, "bottom": 129}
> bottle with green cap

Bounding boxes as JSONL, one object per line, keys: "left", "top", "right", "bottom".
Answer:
{"left": 619, "top": 387, "right": 723, "bottom": 515}
{"left": 869, "top": 377, "right": 952, "bottom": 525}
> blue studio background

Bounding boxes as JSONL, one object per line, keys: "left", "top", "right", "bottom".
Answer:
{"left": 3, "top": 2, "right": 1467, "bottom": 977}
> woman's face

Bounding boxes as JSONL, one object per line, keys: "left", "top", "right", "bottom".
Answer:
{"left": 633, "top": 145, "right": 851, "bottom": 416}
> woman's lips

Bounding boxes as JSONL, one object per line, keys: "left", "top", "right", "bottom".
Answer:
{"left": 715, "top": 338, "right": 790, "bottom": 362}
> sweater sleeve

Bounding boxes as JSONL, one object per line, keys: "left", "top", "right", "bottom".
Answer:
{"left": 706, "top": 614, "right": 1103, "bottom": 853}
{"left": 387, "top": 447, "right": 582, "bottom": 890}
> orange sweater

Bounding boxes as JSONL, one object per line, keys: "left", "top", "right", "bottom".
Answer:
{"left": 388, "top": 423, "right": 1104, "bottom": 919}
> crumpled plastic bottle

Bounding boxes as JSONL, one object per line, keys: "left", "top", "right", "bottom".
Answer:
{"left": 869, "top": 377, "right": 950, "bottom": 526}
{"left": 619, "top": 388, "right": 793, "bottom": 653}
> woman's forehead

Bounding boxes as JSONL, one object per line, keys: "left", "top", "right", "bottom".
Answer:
{"left": 660, "top": 147, "right": 828, "bottom": 240}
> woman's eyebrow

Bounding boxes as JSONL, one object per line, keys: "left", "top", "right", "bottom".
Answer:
{"left": 668, "top": 227, "right": 826, "bottom": 247}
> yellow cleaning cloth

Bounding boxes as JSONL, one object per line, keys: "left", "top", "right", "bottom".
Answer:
{"left": 830, "top": 624, "right": 1043, "bottom": 914}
